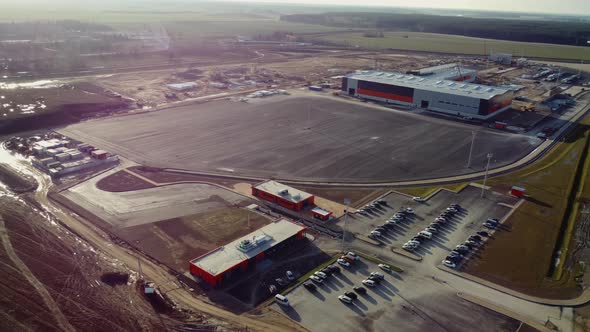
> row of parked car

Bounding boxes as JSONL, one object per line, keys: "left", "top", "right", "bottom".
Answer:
{"left": 442, "top": 218, "right": 497, "bottom": 269}
{"left": 357, "top": 199, "right": 388, "bottom": 215}
{"left": 338, "top": 271, "right": 385, "bottom": 304}
{"left": 368, "top": 207, "right": 415, "bottom": 240}
{"left": 402, "top": 204, "right": 461, "bottom": 252}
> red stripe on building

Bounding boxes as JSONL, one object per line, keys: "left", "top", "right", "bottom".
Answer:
{"left": 357, "top": 88, "right": 413, "bottom": 103}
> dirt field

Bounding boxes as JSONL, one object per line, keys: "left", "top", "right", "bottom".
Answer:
{"left": 0, "top": 196, "right": 170, "bottom": 331}
{"left": 117, "top": 207, "right": 272, "bottom": 273}
{"left": 58, "top": 94, "right": 539, "bottom": 183}
{"left": 96, "top": 169, "right": 155, "bottom": 192}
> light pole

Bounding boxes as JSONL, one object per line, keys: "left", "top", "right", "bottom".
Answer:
{"left": 342, "top": 198, "right": 351, "bottom": 252}
{"left": 481, "top": 152, "right": 493, "bottom": 198}
{"left": 467, "top": 130, "right": 476, "bottom": 168}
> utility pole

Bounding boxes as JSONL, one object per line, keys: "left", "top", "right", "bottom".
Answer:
{"left": 137, "top": 256, "right": 143, "bottom": 281}
{"left": 481, "top": 152, "right": 493, "bottom": 198}
{"left": 342, "top": 199, "right": 351, "bottom": 252}
{"left": 467, "top": 131, "right": 476, "bottom": 168}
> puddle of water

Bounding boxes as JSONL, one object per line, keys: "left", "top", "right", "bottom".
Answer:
{"left": 0, "top": 80, "right": 63, "bottom": 90}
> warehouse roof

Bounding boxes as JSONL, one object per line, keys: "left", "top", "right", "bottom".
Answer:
{"left": 347, "top": 71, "right": 510, "bottom": 100}
{"left": 254, "top": 180, "right": 313, "bottom": 203}
{"left": 190, "top": 219, "right": 306, "bottom": 276}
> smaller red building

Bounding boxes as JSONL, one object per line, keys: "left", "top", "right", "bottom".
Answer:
{"left": 252, "top": 180, "right": 314, "bottom": 211}
{"left": 311, "top": 207, "right": 333, "bottom": 221}
{"left": 189, "top": 219, "right": 307, "bottom": 287}
{"left": 510, "top": 186, "right": 526, "bottom": 197}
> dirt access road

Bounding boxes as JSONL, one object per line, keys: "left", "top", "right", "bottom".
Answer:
{"left": 1, "top": 146, "right": 306, "bottom": 332}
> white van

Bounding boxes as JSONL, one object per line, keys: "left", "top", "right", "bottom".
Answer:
{"left": 275, "top": 294, "right": 290, "bottom": 306}
{"left": 418, "top": 231, "right": 433, "bottom": 239}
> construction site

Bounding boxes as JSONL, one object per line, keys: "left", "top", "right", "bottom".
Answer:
{"left": 2, "top": 28, "right": 590, "bottom": 332}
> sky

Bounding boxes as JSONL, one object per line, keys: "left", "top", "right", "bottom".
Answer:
{"left": 230, "top": 0, "right": 590, "bottom": 15}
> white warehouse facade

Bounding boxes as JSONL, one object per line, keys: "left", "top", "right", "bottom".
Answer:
{"left": 341, "top": 71, "right": 513, "bottom": 120}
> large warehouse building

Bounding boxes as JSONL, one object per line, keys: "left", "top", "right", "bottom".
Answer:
{"left": 189, "top": 219, "right": 307, "bottom": 287}
{"left": 342, "top": 71, "right": 514, "bottom": 119}
{"left": 252, "top": 180, "right": 314, "bottom": 211}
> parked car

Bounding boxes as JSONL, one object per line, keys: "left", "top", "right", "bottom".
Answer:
{"left": 378, "top": 264, "right": 392, "bottom": 272}
{"left": 446, "top": 207, "right": 458, "bottom": 213}
{"left": 314, "top": 271, "right": 328, "bottom": 279}
{"left": 407, "top": 240, "right": 421, "bottom": 246}
{"left": 425, "top": 227, "right": 438, "bottom": 234}
{"left": 321, "top": 267, "right": 333, "bottom": 276}
{"left": 483, "top": 222, "right": 496, "bottom": 229}
{"left": 446, "top": 255, "right": 461, "bottom": 262}
{"left": 465, "top": 240, "right": 479, "bottom": 247}
{"left": 456, "top": 244, "right": 470, "bottom": 252}
{"left": 303, "top": 282, "right": 316, "bottom": 291}
{"left": 429, "top": 222, "right": 441, "bottom": 229}
{"left": 276, "top": 278, "right": 288, "bottom": 286}
{"left": 344, "top": 291, "right": 358, "bottom": 300}
{"left": 418, "top": 230, "right": 433, "bottom": 239}
{"left": 403, "top": 244, "right": 417, "bottom": 251}
{"left": 442, "top": 260, "right": 457, "bottom": 269}
{"left": 413, "top": 197, "right": 425, "bottom": 203}
{"left": 275, "top": 294, "right": 290, "bottom": 306}
{"left": 393, "top": 213, "right": 405, "bottom": 218}
{"left": 341, "top": 255, "right": 355, "bottom": 263}
{"left": 370, "top": 272, "right": 385, "bottom": 280}
{"left": 337, "top": 259, "right": 350, "bottom": 267}
{"left": 477, "top": 231, "right": 490, "bottom": 237}
{"left": 368, "top": 275, "right": 382, "bottom": 283}
{"left": 309, "top": 275, "right": 323, "bottom": 283}
{"left": 405, "top": 207, "right": 415, "bottom": 214}
{"left": 353, "top": 286, "right": 367, "bottom": 294}
{"left": 448, "top": 252, "right": 462, "bottom": 260}
{"left": 286, "top": 271, "right": 295, "bottom": 281}
{"left": 346, "top": 252, "right": 360, "bottom": 260}
{"left": 327, "top": 265, "right": 340, "bottom": 273}
{"left": 362, "top": 279, "right": 376, "bottom": 287}
{"left": 338, "top": 295, "right": 353, "bottom": 304}
{"left": 370, "top": 230, "right": 382, "bottom": 237}
{"left": 468, "top": 235, "right": 482, "bottom": 242}
{"left": 435, "top": 217, "right": 447, "bottom": 223}
{"left": 375, "top": 227, "right": 387, "bottom": 233}
{"left": 377, "top": 199, "right": 387, "bottom": 205}
{"left": 450, "top": 203, "right": 461, "bottom": 209}
{"left": 487, "top": 218, "right": 499, "bottom": 223}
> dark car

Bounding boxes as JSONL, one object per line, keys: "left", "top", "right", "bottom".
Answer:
{"left": 446, "top": 255, "right": 461, "bottom": 262}
{"left": 344, "top": 291, "right": 358, "bottom": 300}
{"left": 368, "top": 275, "right": 382, "bottom": 283}
{"left": 377, "top": 199, "right": 387, "bottom": 205}
{"left": 353, "top": 286, "right": 367, "bottom": 294}
{"left": 303, "top": 282, "right": 316, "bottom": 291}
{"left": 477, "top": 231, "right": 490, "bottom": 237}
{"left": 375, "top": 227, "right": 387, "bottom": 233}
{"left": 321, "top": 267, "right": 333, "bottom": 275}
{"left": 327, "top": 265, "right": 341, "bottom": 274}
{"left": 429, "top": 223, "right": 441, "bottom": 229}
{"left": 468, "top": 235, "right": 482, "bottom": 242}
{"left": 450, "top": 203, "right": 461, "bottom": 209}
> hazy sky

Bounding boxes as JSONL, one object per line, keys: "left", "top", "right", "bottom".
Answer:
{"left": 233, "top": 0, "right": 590, "bottom": 15}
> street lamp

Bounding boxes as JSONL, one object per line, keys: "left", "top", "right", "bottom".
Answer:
{"left": 481, "top": 152, "right": 493, "bottom": 198}
{"left": 467, "top": 130, "right": 476, "bottom": 168}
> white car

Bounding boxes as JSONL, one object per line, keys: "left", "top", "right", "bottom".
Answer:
{"left": 309, "top": 275, "right": 323, "bottom": 283}
{"left": 370, "top": 272, "right": 385, "bottom": 280}
{"left": 378, "top": 264, "right": 391, "bottom": 272}
{"left": 446, "top": 207, "right": 458, "bottom": 213}
{"left": 407, "top": 240, "right": 420, "bottom": 246}
{"left": 394, "top": 213, "right": 404, "bottom": 218}
{"left": 346, "top": 252, "right": 360, "bottom": 260}
{"left": 338, "top": 295, "right": 353, "bottom": 304}
{"left": 435, "top": 217, "right": 447, "bottom": 223}
{"left": 442, "top": 260, "right": 457, "bottom": 269}
{"left": 412, "top": 197, "right": 425, "bottom": 202}
{"left": 314, "top": 271, "right": 328, "bottom": 279}
{"left": 275, "top": 294, "right": 290, "bottom": 306}
{"left": 456, "top": 244, "right": 470, "bottom": 251}
{"left": 402, "top": 244, "right": 416, "bottom": 252}
{"left": 405, "top": 207, "right": 415, "bottom": 214}
{"left": 370, "top": 230, "right": 382, "bottom": 237}
{"left": 337, "top": 259, "right": 350, "bottom": 267}
{"left": 418, "top": 231, "right": 433, "bottom": 239}
{"left": 362, "top": 279, "right": 376, "bottom": 287}
{"left": 286, "top": 270, "right": 295, "bottom": 281}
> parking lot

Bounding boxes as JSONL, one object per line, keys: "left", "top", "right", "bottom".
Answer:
{"left": 343, "top": 185, "right": 519, "bottom": 267}
{"left": 270, "top": 256, "right": 520, "bottom": 332}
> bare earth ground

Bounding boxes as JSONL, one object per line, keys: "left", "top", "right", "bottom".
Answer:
{"left": 0, "top": 196, "right": 170, "bottom": 331}
{"left": 58, "top": 94, "right": 539, "bottom": 183}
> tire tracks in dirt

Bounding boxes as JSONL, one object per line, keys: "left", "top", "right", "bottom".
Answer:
{"left": 0, "top": 214, "right": 76, "bottom": 332}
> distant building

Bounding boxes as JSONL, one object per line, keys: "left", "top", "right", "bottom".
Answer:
{"left": 342, "top": 71, "right": 513, "bottom": 119}
{"left": 252, "top": 180, "right": 315, "bottom": 211}
{"left": 407, "top": 63, "right": 477, "bottom": 82}
{"left": 189, "top": 219, "right": 307, "bottom": 287}
{"left": 489, "top": 53, "right": 513, "bottom": 65}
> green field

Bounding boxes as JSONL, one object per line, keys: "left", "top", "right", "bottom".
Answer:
{"left": 311, "top": 31, "right": 590, "bottom": 61}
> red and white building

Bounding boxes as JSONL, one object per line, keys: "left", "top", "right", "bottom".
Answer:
{"left": 189, "top": 219, "right": 307, "bottom": 287}
{"left": 252, "top": 180, "right": 315, "bottom": 211}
